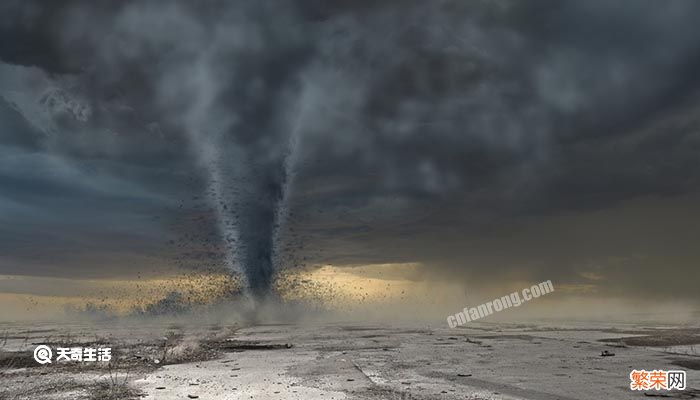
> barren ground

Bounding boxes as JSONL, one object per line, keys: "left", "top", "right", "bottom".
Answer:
{"left": 1, "top": 320, "right": 699, "bottom": 399}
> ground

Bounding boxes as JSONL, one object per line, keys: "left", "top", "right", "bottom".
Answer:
{"left": 1, "top": 319, "right": 698, "bottom": 399}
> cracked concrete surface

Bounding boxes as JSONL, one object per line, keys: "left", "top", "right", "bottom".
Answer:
{"left": 137, "top": 322, "right": 700, "bottom": 400}
{"left": 2, "top": 321, "right": 699, "bottom": 399}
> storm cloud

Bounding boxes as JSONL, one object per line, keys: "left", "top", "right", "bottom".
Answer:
{"left": 0, "top": 0, "right": 699, "bottom": 301}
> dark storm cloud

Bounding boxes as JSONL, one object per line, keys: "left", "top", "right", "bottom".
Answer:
{"left": 1, "top": 0, "right": 699, "bottom": 299}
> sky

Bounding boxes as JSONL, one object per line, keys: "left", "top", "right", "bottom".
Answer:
{"left": 0, "top": 0, "right": 699, "bottom": 319}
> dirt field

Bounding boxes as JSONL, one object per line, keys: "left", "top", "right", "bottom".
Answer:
{"left": 1, "top": 320, "right": 698, "bottom": 399}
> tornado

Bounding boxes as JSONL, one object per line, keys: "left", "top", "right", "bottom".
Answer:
{"left": 15, "top": 0, "right": 313, "bottom": 302}
{"left": 186, "top": 123, "right": 298, "bottom": 301}
{"left": 233, "top": 159, "right": 287, "bottom": 299}
{"left": 184, "top": 117, "right": 300, "bottom": 301}
{"left": 148, "top": 5, "right": 311, "bottom": 302}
